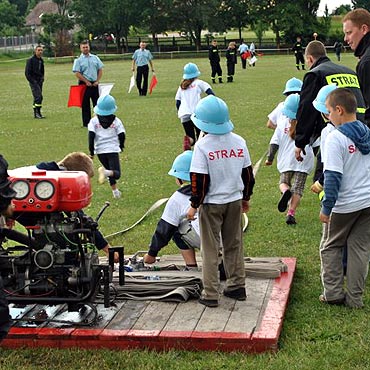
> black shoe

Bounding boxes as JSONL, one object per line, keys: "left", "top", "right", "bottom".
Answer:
{"left": 319, "top": 294, "right": 345, "bottom": 306}
{"left": 218, "top": 78, "right": 223, "bottom": 83}
{"left": 278, "top": 190, "right": 292, "bottom": 212}
{"left": 286, "top": 214, "right": 296, "bottom": 225}
{"left": 199, "top": 297, "right": 218, "bottom": 307}
{"left": 223, "top": 287, "right": 247, "bottom": 301}
{"left": 212, "top": 79, "right": 216, "bottom": 84}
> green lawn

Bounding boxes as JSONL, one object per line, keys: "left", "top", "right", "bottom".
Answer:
{"left": 0, "top": 51, "right": 369, "bottom": 370}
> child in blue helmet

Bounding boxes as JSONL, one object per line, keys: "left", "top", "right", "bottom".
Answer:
{"left": 187, "top": 95, "right": 255, "bottom": 307}
{"left": 266, "top": 77, "right": 303, "bottom": 130}
{"left": 88, "top": 94, "right": 126, "bottom": 199}
{"left": 175, "top": 63, "right": 215, "bottom": 151}
{"left": 143, "top": 151, "right": 200, "bottom": 269}
{"left": 311, "top": 84, "right": 338, "bottom": 196}
{"left": 266, "top": 94, "right": 315, "bottom": 225}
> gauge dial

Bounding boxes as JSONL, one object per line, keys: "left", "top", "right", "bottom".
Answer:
{"left": 12, "top": 180, "right": 30, "bottom": 200}
{"left": 35, "top": 180, "right": 55, "bottom": 200}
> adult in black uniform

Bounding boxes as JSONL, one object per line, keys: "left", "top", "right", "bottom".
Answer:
{"left": 292, "top": 36, "right": 305, "bottom": 71}
{"left": 343, "top": 8, "right": 370, "bottom": 125}
{"left": 208, "top": 39, "right": 223, "bottom": 84}
{"left": 294, "top": 40, "right": 366, "bottom": 164}
{"left": 0, "top": 155, "right": 17, "bottom": 343}
{"left": 225, "top": 41, "right": 237, "bottom": 82}
{"left": 25, "top": 45, "right": 45, "bottom": 119}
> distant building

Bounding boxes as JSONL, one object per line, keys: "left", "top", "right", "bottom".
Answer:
{"left": 25, "top": 0, "right": 58, "bottom": 33}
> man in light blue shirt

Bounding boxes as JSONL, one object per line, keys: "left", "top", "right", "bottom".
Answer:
{"left": 72, "top": 41, "right": 104, "bottom": 127}
{"left": 237, "top": 40, "right": 249, "bottom": 69}
{"left": 131, "top": 42, "right": 154, "bottom": 96}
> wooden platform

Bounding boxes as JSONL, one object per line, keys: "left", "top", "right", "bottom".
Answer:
{"left": 1, "top": 257, "right": 296, "bottom": 353}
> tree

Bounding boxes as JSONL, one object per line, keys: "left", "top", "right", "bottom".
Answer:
{"left": 352, "top": 0, "right": 370, "bottom": 12}
{"left": 9, "top": 0, "right": 28, "bottom": 16}
{"left": 72, "top": 0, "right": 134, "bottom": 53}
{"left": 332, "top": 4, "right": 352, "bottom": 15}
{"left": 0, "top": 0, "right": 23, "bottom": 35}
{"left": 41, "top": 0, "right": 74, "bottom": 56}
{"left": 169, "top": 0, "right": 219, "bottom": 50}
{"left": 132, "top": 0, "right": 172, "bottom": 52}
{"left": 214, "top": 0, "right": 251, "bottom": 42}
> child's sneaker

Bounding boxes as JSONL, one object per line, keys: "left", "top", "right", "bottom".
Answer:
{"left": 278, "top": 189, "right": 292, "bottom": 212}
{"left": 98, "top": 166, "right": 106, "bottom": 184}
{"left": 183, "top": 136, "right": 191, "bottom": 151}
{"left": 112, "top": 189, "right": 121, "bottom": 198}
{"left": 286, "top": 214, "right": 296, "bottom": 225}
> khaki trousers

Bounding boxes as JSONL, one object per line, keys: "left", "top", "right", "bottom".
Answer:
{"left": 199, "top": 200, "right": 245, "bottom": 300}
{"left": 320, "top": 206, "right": 370, "bottom": 308}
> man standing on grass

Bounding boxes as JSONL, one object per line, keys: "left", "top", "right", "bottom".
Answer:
{"left": 343, "top": 8, "right": 370, "bottom": 126}
{"left": 131, "top": 42, "right": 155, "bottom": 96}
{"left": 25, "top": 45, "right": 45, "bottom": 119}
{"left": 72, "top": 41, "right": 104, "bottom": 127}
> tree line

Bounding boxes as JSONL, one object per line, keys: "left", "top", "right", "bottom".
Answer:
{"left": 2, "top": 0, "right": 370, "bottom": 55}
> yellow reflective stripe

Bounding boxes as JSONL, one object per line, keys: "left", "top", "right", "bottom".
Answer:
{"left": 325, "top": 74, "right": 360, "bottom": 88}
{"left": 357, "top": 107, "right": 366, "bottom": 113}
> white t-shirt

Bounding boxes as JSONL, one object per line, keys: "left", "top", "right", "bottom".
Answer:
{"left": 175, "top": 79, "right": 211, "bottom": 119}
{"left": 162, "top": 189, "right": 199, "bottom": 235}
{"left": 320, "top": 123, "right": 335, "bottom": 160}
{"left": 88, "top": 116, "right": 125, "bottom": 154}
{"left": 270, "top": 116, "right": 314, "bottom": 174}
{"left": 190, "top": 132, "right": 251, "bottom": 204}
{"left": 323, "top": 129, "right": 370, "bottom": 213}
{"left": 268, "top": 102, "right": 285, "bottom": 129}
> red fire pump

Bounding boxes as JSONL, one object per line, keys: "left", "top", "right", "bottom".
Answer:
{"left": 0, "top": 169, "right": 122, "bottom": 311}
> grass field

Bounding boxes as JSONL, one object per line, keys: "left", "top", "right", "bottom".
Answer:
{"left": 0, "top": 50, "right": 369, "bottom": 369}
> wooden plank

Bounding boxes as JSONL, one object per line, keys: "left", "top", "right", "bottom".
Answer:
{"left": 105, "top": 300, "right": 149, "bottom": 330}
{"left": 132, "top": 301, "right": 177, "bottom": 331}
{"left": 224, "top": 278, "right": 272, "bottom": 333}
{"left": 163, "top": 300, "right": 205, "bottom": 332}
{"left": 195, "top": 296, "right": 235, "bottom": 332}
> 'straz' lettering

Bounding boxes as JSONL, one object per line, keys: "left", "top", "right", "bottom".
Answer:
{"left": 348, "top": 144, "right": 357, "bottom": 154}
{"left": 208, "top": 148, "right": 244, "bottom": 160}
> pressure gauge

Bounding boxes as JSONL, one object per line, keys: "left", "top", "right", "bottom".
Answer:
{"left": 12, "top": 180, "right": 30, "bottom": 200}
{"left": 35, "top": 180, "right": 55, "bottom": 200}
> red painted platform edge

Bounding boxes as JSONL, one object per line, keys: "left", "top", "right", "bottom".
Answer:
{"left": 251, "top": 257, "right": 296, "bottom": 346}
{"left": 0, "top": 257, "right": 296, "bottom": 353}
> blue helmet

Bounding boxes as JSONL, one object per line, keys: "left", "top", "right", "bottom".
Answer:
{"left": 191, "top": 95, "right": 234, "bottom": 135}
{"left": 183, "top": 63, "right": 201, "bottom": 79}
{"left": 168, "top": 150, "right": 193, "bottom": 181}
{"left": 282, "top": 77, "right": 303, "bottom": 95}
{"left": 313, "top": 84, "right": 337, "bottom": 114}
{"left": 94, "top": 94, "right": 117, "bottom": 116}
{"left": 282, "top": 93, "right": 300, "bottom": 119}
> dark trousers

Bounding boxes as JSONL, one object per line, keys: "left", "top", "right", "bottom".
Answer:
{"left": 97, "top": 152, "right": 121, "bottom": 186}
{"left": 136, "top": 65, "right": 149, "bottom": 96}
{"left": 227, "top": 63, "right": 235, "bottom": 77}
{"left": 240, "top": 56, "right": 247, "bottom": 69}
{"left": 182, "top": 120, "right": 201, "bottom": 143}
{"left": 29, "top": 79, "right": 43, "bottom": 107}
{"left": 210, "top": 62, "right": 222, "bottom": 78}
{"left": 80, "top": 82, "right": 99, "bottom": 127}
{"left": 295, "top": 52, "right": 305, "bottom": 66}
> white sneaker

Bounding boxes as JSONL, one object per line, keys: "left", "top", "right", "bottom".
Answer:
{"left": 98, "top": 167, "right": 106, "bottom": 184}
{"left": 113, "top": 189, "right": 121, "bottom": 198}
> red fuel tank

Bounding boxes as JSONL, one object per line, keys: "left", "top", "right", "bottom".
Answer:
{"left": 8, "top": 169, "right": 92, "bottom": 212}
